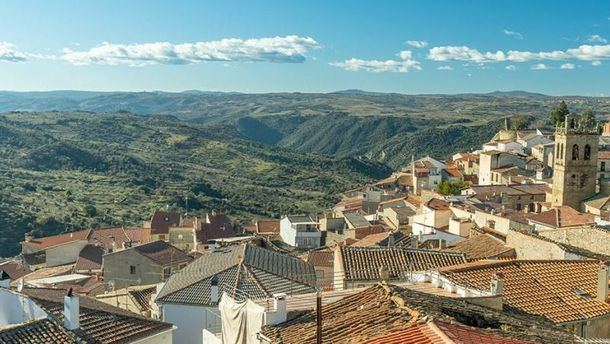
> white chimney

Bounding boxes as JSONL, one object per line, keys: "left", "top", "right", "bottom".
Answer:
{"left": 597, "top": 262, "right": 609, "bottom": 302}
{"left": 64, "top": 289, "right": 80, "bottom": 330}
{"left": 0, "top": 271, "right": 10, "bottom": 289}
{"left": 210, "top": 275, "right": 219, "bottom": 304}
{"left": 273, "top": 293, "right": 287, "bottom": 324}
{"left": 490, "top": 272, "right": 505, "bottom": 295}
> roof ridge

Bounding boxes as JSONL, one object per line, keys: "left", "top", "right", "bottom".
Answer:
{"left": 242, "top": 264, "right": 271, "bottom": 299}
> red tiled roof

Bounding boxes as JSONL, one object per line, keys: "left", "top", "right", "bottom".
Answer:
{"left": 22, "top": 288, "right": 173, "bottom": 343}
{"left": 440, "top": 260, "right": 610, "bottom": 323}
{"left": 0, "top": 261, "right": 32, "bottom": 280}
{"left": 24, "top": 229, "right": 91, "bottom": 249}
{"left": 133, "top": 240, "right": 192, "bottom": 266}
{"left": 362, "top": 320, "right": 533, "bottom": 344}
{"left": 444, "top": 234, "right": 515, "bottom": 260}
{"left": 196, "top": 213, "right": 236, "bottom": 243}
{"left": 256, "top": 219, "right": 281, "bottom": 234}
{"left": 307, "top": 250, "right": 334, "bottom": 268}
{"left": 149, "top": 211, "right": 181, "bottom": 235}
{"left": 426, "top": 198, "right": 450, "bottom": 211}
{"left": 528, "top": 206, "right": 596, "bottom": 228}
{"left": 74, "top": 244, "right": 104, "bottom": 271}
{"left": 353, "top": 224, "right": 386, "bottom": 239}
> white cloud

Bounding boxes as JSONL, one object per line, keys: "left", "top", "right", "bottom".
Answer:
{"left": 427, "top": 44, "right": 610, "bottom": 63}
{"left": 437, "top": 65, "right": 453, "bottom": 71}
{"left": 503, "top": 29, "right": 523, "bottom": 40}
{"left": 406, "top": 40, "right": 428, "bottom": 48}
{"left": 592, "top": 60, "right": 602, "bottom": 66}
{"left": 505, "top": 65, "right": 517, "bottom": 71}
{"left": 531, "top": 63, "right": 549, "bottom": 70}
{"left": 0, "top": 42, "right": 28, "bottom": 62}
{"left": 588, "top": 35, "right": 608, "bottom": 43}
{"left": 331, "top": 50, "right": 421, "bottom": 73}
{"left": 60, "top": 36, "right": 320, "bottom": 66}
{"left": 560, "top": 63, "right": 575, "bottom": 69}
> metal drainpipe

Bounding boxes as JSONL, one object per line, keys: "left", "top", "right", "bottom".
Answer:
{"left": 316, "top": 290, "right": 322, "bottom": 344}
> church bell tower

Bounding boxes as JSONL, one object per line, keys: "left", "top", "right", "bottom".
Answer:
{"left": 551, "top": 114, "right": 598, "bottom": 210}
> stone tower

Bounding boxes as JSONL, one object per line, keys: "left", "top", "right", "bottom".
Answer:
{"left": 551, "top": 114, "right": 598, "bottom": 210}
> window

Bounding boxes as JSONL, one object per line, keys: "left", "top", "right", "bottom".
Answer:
{"left": 556, "top": 143, "right": 561, "bottom": 159}
{"left": 516, "top": 204, "right": 522, "bottom": 211}
{"left": 560, "top": 143, "right": 564, "bottom": 159}
{"left": 163, "top": 267, "right": 171, "bottom": 280}
{"left": 580, "top": 174, "right": 588, "bottom": 188}
{"left": 570, "top": 174, "right": 577, "bottom": 186}
{"left": 488, "top": 220, "right": 496, "bottom": 229}
{"left": 570, "top": 118, "right": 576, "bottom": 129}
{"left": 584, "top": 144, "right": 591, "bottom": 160}
{"left": 572, "top": 144, "right": 579, "bottom": 160}
{"left": 602, "top": 161, "right": 606, "bottom": 172}
{"left": 130, "top": 265, "right": 136, "bottom": 274}
{"left": 159, "top": 235, "right": 166, "bottom": 240}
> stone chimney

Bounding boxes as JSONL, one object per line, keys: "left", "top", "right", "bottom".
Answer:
{"left": 597, "top": 262, "right": 609, "bottom": 302}
{"left": 0, "top": 271, "right": 10, "bottom": 289}
{"left": 63, "top": 288, "right": 80, "bottom": 330}
{"left": 24, "top": 233, "right": 33, "bottom": 243}
{"left": 490, "top": 272, "right": 505, "bottom": 295}
{"left": 210, "top": 275, "right": 219, "bottom": 304}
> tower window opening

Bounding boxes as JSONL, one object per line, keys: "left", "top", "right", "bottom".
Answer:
{"left": 572, "top": 144, "right": 579, "bottom": 160}
{"left": 584, "top": 144, "right": 591, "bottom": 160}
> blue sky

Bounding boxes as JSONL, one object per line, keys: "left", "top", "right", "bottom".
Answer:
{"left": 1, "top": 0, "right": 609, "bottom": 95}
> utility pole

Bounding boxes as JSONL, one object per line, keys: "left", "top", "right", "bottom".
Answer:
{"left": 316, "top": 290, "right": 322, "bottom": 344}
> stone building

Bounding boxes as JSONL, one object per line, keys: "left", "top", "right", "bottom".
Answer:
{"left": 551, "top": 115, "right": 598, "bottom": 210}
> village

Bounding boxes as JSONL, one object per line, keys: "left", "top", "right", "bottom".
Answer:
{"left": 3, "top": 109, "right": 610, "bottom": 344}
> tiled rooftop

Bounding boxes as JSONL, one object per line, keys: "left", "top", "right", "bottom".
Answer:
{"left": 440, "top": 260, "right": 610, "bottom": 323}
{"left": 261, "top": 284, "right": 576, "bottom": 344}
{"left": 338, "top": 246, "right": 467, "bottom": 281}
{"left": 21, "top": 288, "right": 173, "bottom": 343}
{"left": 528, "top": 206, "right": 596, "bottom": 228}
{"left": 444, "top": 233, "right": 515, "bottom": 260}
{"left": 157, "top": 244, "right": 316, "bottom": 305}
{"left": 307, "top": 250, "right": 333, "bottom": 268}
{"left": 0, "top": 319, "right": 75, "bottom": 344}
{"left": 361, "top": 319, "right": 534, "bottom": 344}
{"left": 131, "top": 240, "right": 192, "bottom": 266}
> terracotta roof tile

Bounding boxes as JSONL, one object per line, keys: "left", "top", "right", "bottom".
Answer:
{"left": 307, "top": 250, "right": 334, "bottom": 268}
{"left": 426, "top": 198, "right": 450, "bottom": 211}
{"left": 74, "top": 244, "right": 104, "bottom": 271}
{"left": 444, "top": 234, "right": 515, "bottom": 260}
{"left": 196, "top": 213, "right": 236, "bottom": 243}
{"left": 132, "top": 240, "right": 192, "bottom": 266}
{"left": 0, "top": 261, "right": 32, "bottom": 280}
{"left": 0, "top": 319, "right": 74, "bottom": 343}
{"left": 261, "top": 284, "right": 576, "bottom": 344}
{"left": 528, "top": 206, "right": 596, "bottom": 228}
{"left": 149, "top": 211, "right": 181, "bottom": 235}
{"left": 440, "top": 260, "right": 610, "bottom": 323}
{"left": 339, "top": 247, "right": 467, "bottom": 281}
{"left": 22, "top": 288, "right": 173, "bottom": 343}
{"left": 23, "top": 229, "right": 91, "bottom": 249}
{"left": 256, "top": 220, "right": 281, "bottom": 234}
{"left": 362, "top": 319, "right": 534, "bottom": 344}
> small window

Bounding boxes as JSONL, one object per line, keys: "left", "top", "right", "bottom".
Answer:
{"left": 602, "top": 161, "right": 606, "bottom": 172}
{"left": 584, "top": 145, "right": 591, "bottom": 160}
{"left": 130, "top": 265, "right": 136, "bottom": 275}
{"left": 163, "top": 267, "right": 171, "bottom": 280}
{"left": 178, "top": 234, "right": 183, "bottom": 240}
{"left": 516, "top": 204, "right": 522, "bottom": 211}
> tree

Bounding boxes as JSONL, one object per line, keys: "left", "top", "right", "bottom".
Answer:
{"left": 437, "top": 181, "right": 469, "bottom": 195}
{"left": 550, "top": 101, "right": 570, "bottom": 126}
{"left": 580, "top": 110, "right": 596, "bottom": 129}
{"left": 511, "top": 116, "right": 528, "bottom": 131}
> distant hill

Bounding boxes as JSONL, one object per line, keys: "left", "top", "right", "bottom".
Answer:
{"left": 0, "top": 111, "right": 389, "bottom": 257}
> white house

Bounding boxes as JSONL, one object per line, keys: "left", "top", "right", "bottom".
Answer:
{"left": 155, "top": 244, "right": 316, "bottom": 344}
{"left": 279, "top": 215, "right": 323, "bottom": 248}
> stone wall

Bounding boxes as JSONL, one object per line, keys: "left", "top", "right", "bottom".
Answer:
{"left": 538, "top": 226, "right": 610, "bottom": 256}
{"left": 505, "top": 230, "right": 568, "bottom": 260}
